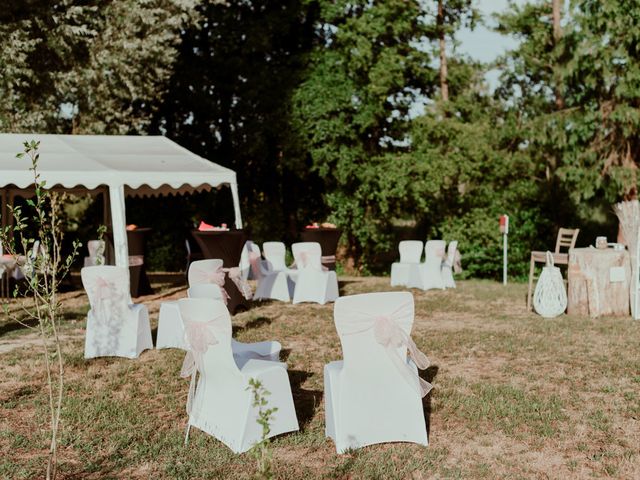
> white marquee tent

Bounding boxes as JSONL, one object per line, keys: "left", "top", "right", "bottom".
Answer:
{"left": 0, "top": 134, "right": 242, "bottom": 268}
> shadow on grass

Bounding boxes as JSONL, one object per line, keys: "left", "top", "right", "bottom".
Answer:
{"left": 289, "top": 370, "right": 322, "bottom": 430}
{"left": 232, "top": 316, "right": 272, "bottom": 336}
{"left": 421, "top": 364, "right": 439, "bottom": 436}
{"left": 0, "top": 317, "right": 39, "bottom": 337}
{"left": 338, "top": 279, "right": 360, "bottom": 296}
{"left": 279, "top": 348, "right": 291, "bottom": 362}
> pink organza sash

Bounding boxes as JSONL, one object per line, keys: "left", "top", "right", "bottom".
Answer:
{"left": 453, "top": 250, "right": 462, "bottom": 273}
{"left": 224, "top": 266, "right": 253, "bottom": 300}
{"left": 292, "top": 250, "right": 328, "bottom": 271}
{"left": 338, "top": 301, "right": 432, "bottom": 397}
{"left": 179, "top": 314, "right": 227, "bottom": 415}
{"left": 91, "top": 276, "right": 126, "bottom": 322}
{"left": 248, "top": 251, "right": 263, "bottom": 280}
{"left": 190, "top": 265, "right": 253, "bottom": 301}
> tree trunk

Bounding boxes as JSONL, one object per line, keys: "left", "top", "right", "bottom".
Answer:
{"left": 552, "top": 0, "right": 564, "bottom": 109}
{"left": 437, "top": 0, "right": 449, "bottom": 102}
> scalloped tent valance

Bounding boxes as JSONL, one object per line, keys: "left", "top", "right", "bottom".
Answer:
{"left": 0, "top": 134, "right": 242, "bottom": 269}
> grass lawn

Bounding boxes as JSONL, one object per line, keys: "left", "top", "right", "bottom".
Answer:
{"left": 1, "top": 277, "right": 639, "bottom": 479}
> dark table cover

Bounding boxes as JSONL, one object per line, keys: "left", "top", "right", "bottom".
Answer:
{"left": 127, "top": 228, "right": 153, "bottom": 298}
{"left": 191, "top": 230, "right": 248, "bottom": 314}
{"left": 300, "top": 228, "right": 342, "bottom": 270}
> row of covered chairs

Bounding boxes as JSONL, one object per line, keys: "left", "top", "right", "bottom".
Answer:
{"left": 242, "top": 241, "right": 339, "bottom": 305}
{"left": 79, "top": 266, "right": 431, "bottom": 454}
{"left": 391, "top": 240, "right": 458, "bottom": 290}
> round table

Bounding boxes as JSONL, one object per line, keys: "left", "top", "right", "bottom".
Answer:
{"left": 191, "top": 230, "right": 248, "bottom": 314}
{"left": 299, "top": 228, "right": 342, "bottom": 270}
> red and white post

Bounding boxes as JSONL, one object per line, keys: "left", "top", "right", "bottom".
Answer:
{"left": 500, "top": 215, "right": 509, "bottom": 285}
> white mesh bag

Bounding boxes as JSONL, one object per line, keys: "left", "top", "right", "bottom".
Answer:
{"left": 533, "top": 251, "right": 567, "bottom": 318}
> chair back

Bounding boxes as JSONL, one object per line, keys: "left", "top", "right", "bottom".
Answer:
{"left": 424, "top": 240, "right": 446, "bottom": 262}
{"left": 292, "top": 242, "right": 322, "bottom": 270}
{"left": 555, "top": 228, "right": 579, "bottom": 253}
{"left": 188, "top": 259, "right": 224, "bottom": 287}
{"left": 263, "top": 242, "right": 287, "bottom": 271}
{"left": 398, "top": 240, "right": 423, "bottom": 263}
{"left": 446, "top": 241, "right": 458, "bottom": 264}
{"left": 239, "top": 240, "right": 260, "bottom": 270}
{"left": 177, "top": 298, "right": 240, "bottom": 376}
{"left": 81, "top": 266, "right": 130, "bottom": 320}
{"left": 188, "top": 283, "right": 225, "bottom": 301}
{"left": 334, "top": 292, "right": 418, "bottom": 394}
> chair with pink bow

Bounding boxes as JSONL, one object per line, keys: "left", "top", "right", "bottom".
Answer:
{"left": 253, "top": 242, "right": 295, "bottom": 302}
{"left": 81, "top": 266, "right": 153, "bottom": 359}
{"left": 239, "top": 241, "right": 262, "bottom": 281}
{"left": 408, "top": 240, "right": 446, "bottom": 290}
{"left": 157, "top": 259, "right": 227, "bottom": 349}
{"left": 291, "top": 242, "right": 339, "bottom": 305}
{"left": 390, "top": 240, "right": 424, "bottom": 287}
{"left": 178, "top": 298, "right": 299, "bottom": 453}
{"left": 441, "top": 241, "right": 459, "bottom": 289}
{"left": 189, "top": 284, "right": 281, "bottom": 362}
{"left": 324, "top": 291, "right": 431, "bottom": 453}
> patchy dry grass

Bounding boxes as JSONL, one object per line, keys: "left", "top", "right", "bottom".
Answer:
{"left": 1, "top": 277, "right": 639, "bottom": 479}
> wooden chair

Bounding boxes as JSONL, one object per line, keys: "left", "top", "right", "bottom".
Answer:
{"left": 527, "top": 228, "right": 580, "bottom": 310}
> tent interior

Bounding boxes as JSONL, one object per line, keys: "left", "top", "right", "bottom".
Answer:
{"left": 0, "top": 134, "right": 242, "bottom": 270}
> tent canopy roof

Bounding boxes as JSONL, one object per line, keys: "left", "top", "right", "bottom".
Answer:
{"left": 0, "top": 134, "right": 237, "bottom": 196}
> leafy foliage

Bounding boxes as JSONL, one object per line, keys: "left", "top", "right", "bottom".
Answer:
{"left": 3, "top": 0, "right": 640, "bottom": 278}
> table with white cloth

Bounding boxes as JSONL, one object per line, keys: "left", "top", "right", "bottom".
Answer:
{"left": 567, "top": 247, "right": 631, "bottom": 317}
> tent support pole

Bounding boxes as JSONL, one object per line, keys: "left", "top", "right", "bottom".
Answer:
{"left": 0, "top": 189, "right": 6, "bottom": 254}
{"left": 230, "top": 183, "right": 243, "bottom": 229}
{"left": 108, "top": 184, "right": 130, "bottom": 269}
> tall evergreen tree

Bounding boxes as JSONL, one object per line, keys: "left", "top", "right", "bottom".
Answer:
{"left": 290, "top": 0, "right": 436, "bottom": 268}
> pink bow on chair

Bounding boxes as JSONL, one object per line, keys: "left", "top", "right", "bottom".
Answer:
{"left": 341, "top": 302, "right": 432, "bottom": 397}
{"left": 224, "top": 266, "right": 253, "bottom": 300}
{"left": 180, "top": 317, "right": 220, "bottom": 415}
{"left": 91, "top": 276, "right": 125, "bottom": 324}
{"left": 191, "top": 266, "right": 231, "bottom": 304}
{"left": 248, "top": 251, "right": 263, "bottom": 280}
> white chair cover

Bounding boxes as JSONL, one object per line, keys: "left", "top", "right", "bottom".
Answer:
{"left": 324, "top": 291, "right": 430, "bottom": 453}
{"left": 442, "top": 241, "right": 458, "bottom": 289}
{"left": 408, "top": 240, "right": 446, "bottom": 290}
{"left": 390, "top": 240, "right": 423, "bottom": 287}
{"left": 159, "top": 284, "right": 281, "bottom": 361}
{"left": 81, "top": 266, "right": 152, "bottom": 359}
{"left": 84, "top": 240, "right": 106, "bottom": 267}
{"left": 178, "top": 298, "right": 299, "bottom": 453}
{"left": 157, "top": 259, "right": 226, "bottom": 350}
{"left": 253, "top": 242, "right": 295, "bottom": 302}
{"left": 262, "top": 242, "right": 289, "bottom": 272}
{"left": 291, "top": 242, "right": 339, "bottom": 305}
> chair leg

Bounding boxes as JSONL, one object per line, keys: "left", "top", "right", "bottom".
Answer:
{"left": 527, "top": 257, "right": 536, "bottom": 311}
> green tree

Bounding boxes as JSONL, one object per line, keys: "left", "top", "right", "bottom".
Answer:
{"left": 290, "top": 0, "right": 436, "bottom": 269}
{"left": 0, "top": 0, "right": 200, "bottom": 134}
{"left": 154, "top": 0, "right": 322, "bottom": 244}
